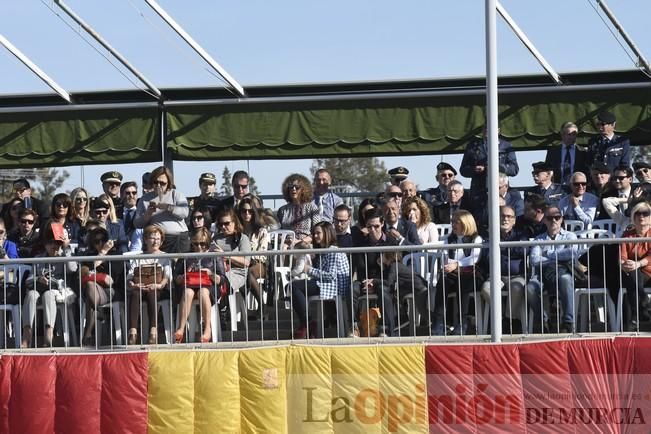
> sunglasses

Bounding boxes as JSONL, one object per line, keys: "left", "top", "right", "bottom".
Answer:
{"left": 20, "top": 219, "right": 34, "bottom": 224}
{"left": 388, "top": 192, "right": 403, "bottom": 198}
{"left": 192, "top": 215, "right": 204, "bottom": 220}
{"left": 107, "top": 182, "right": 120, "bottom": 187}
{"left": 635, "top": 210, "right": 651, "bottom": 218}
{"left": 153, "top": 180, "right": 168, "bottom": 186}
{"left": 545, "top": 215, "right": 563, "bottom": 222}
{"left": 240, "top": 208, "right": 254, "bottom": 214}
{"left": 235, "top": 184, "right": 249, "bottom": 190}
{"left": 94, "top": 209, "right": 109, "bottom": 215}
{"left": 636, "top": 169, "right": 649, "bottom": 176}
{"left": 75, "top": 197, "right": 88, "bottom": 203}
{"left": 55, "top": 202, "right": 69, "bottom": 208}
{"left": 219, "top": 221, "right": 233, "bottom": 226}
{"left": 124, "top": 191, "right": 137, "bottom": 196}
{"left": 191, "top": 241, "right": 209, "bottom": 248}
{"left": 613, "top": 176, "right": 629, "bottom": 181}
{"left": 439, "top": 173, "right": 454, "bottom": 178}
{"left": 288, "top": 184, "right": 301, "bottom": 190}
{"left": 572, "top": 182, "right": 587, "bottom": 187}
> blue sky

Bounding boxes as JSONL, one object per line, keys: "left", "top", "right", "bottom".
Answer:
{"left": 2, "top": 0, "right": 650, "bottom": 200}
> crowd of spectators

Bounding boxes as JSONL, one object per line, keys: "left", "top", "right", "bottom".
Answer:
{"left": 2, "top": 111, "right": 651, "bottom": 345}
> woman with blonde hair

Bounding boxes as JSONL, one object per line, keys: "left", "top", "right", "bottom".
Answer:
{"left": 70, "top": 187, "right": 90, "bottom": 227}
{"left": 126, "top": 225, "right": 172, "bottom": 345}
{"left": 402, "top": 196, "right": 438, "bottom": 244}
{"left": 620, "top": 201, "right": 651, "bottom": 331}
{"left": 431, "top": 210, "right": 484, "bottom": 336}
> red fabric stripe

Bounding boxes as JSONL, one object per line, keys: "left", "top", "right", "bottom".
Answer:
{"left": 10, "top": 355, "right": 57, "bottom": 434}
{"left": 0, "top": 353, "right": 148, "bottom": 434}
{"left": 101, "top": 353, "right": 149, "bottom": 434}
{"left": 56, "top": 355, "right": 103, "bottom": 433}
{"left": 0, "top": 357, "right": 12, "bottom": 434}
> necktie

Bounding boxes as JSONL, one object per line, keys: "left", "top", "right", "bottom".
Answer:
{"left": 125, "top": 209, "right": 133, "bottom": 232}
{"left": 318, "top": 195, "right": 324, "bottom": 217}
{"left": 562, "top": 146, "right": 572, "bottom": 185}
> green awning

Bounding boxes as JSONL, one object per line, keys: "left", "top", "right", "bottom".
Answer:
{"left": 167, "top": 85, "right": 651, "bottom": 160}
{"left": 0, "top": 107, "right": 160, "bottom": 168}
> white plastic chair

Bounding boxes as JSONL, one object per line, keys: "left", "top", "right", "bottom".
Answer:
{"left": 402, "top": 250, "right": 441, "bottom": 331}
{"left": 590, "top": 219, "right": 619, "bottom": 236}
{"left": 268, "top": 230, "right": 296, "bottom": 303}
{"left": 563, "top": 219, "right": 584, "bottom": 233}
{"left": 176, "top": 299, "right": 221, "bottom": 343}
{"left": 0, "top": 264, "right": 31, "bottom": 348}
{"left": 436, "top": 224, "right": 452, "bottom": 239}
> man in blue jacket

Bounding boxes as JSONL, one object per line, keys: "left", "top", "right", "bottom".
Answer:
{"left": 587, "top": 111, "right": 630, "bottom": 173}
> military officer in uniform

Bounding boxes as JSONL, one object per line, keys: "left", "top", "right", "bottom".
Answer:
{"left": 388, "top": 166, "right": 409, "bottom": 186}
{"left": 525, "top": 161, "right": 568, "bottom": 206}
{"left": 187, "top": 172, "right": 221, "bottom": 222}
{"left": 587, "top": 111, "right": 630, "bottom": 173}
{"left": 419, "top": 162, "right": 457, "bottom": 208}
{"left": 100, "top": 171, "right": 124, "bottom": 219}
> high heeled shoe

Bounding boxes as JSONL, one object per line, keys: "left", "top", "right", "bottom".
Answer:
{"left": 148, "top": 329, "right": 158, "bottom": 345}
{"left": 200, "top": 330, "right": 211, "bottom": 343}
{"left": 127, "top": 329, "right": 138, "bottom": 346}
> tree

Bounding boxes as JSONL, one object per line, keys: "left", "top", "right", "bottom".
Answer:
{"left": 310, "top": 157, "right": 388, "bottom": 193}
{"left": 33, "top": 168, "right": 71, "bottom": 204}
{"left": 249, "top": 176, "right": 261, "bottom": 196}
{"left": 221, "top": 166, "right": 233, "bottom": 196}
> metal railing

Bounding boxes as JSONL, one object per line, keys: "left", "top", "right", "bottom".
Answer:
{"left": 0, "top": 234, "right": 649, "bottom": 351}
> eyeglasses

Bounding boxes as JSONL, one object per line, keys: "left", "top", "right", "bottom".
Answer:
{"left": 500, "top": 215, "right": 515, "bottom": 220}
{"left": 55, "top": 202, "right": 69, "bottom": 208}
{"left": 635, "top": 210, "right": 651, "bottom": 218}
{"left": 219, "top": 221, "right": 233, "bottom": 227}
{"left": 545, "top": 215, "right": 563, "bottom": 222}
{"left": 75, "top": 197, "right": 88, "bottom": 203}
{"left": 192, "top": 215, "right": 204, "bottom": 220}
{"left": 439, "top": 173, "right": 454, "bottom": 178}
{"left": 572, "top": 182, "right": 588, "bottom": 187}
{"left": 613, "top": 176, "right": 629, "bottom": 181}
{"left": 20, "top": 219, "right": 34, "bottom": 224}
{"left": 124, "top": 191, "right": 137, "bottom": 196}
{"left": 366, "top": 224, "right": 382, "bottom": 229}
{"left": 388, "top": 192, "right": 403, "bottom": 198}
{"left": 449, "top": 189, "right": 463, "bottom": 195}
{"left": 191, "top": 241, "right": 209, "bottom": 248}
{"left": 153, "top": 180, "right": 167, "bottom": 186}
{"left": 94, "top": 209, "right": 109, "bottom": 215}
{"left": 235, "top": 184, "right": 249, "bottom": 190}
{"left": 288, "top": 184, "right": 301, "bottom": 190}
{"left": 240, "top": 208, "right": 253, "bottom": 214}
{"left": 636, "top": 169, "right": 650, "bottom": 176}
{"left": 334, "top": 218, "right": 349, "bottom": 224}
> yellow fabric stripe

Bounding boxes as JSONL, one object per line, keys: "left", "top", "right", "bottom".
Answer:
{"left": 194, "top": 351, "right": 241, "bottom": 433}
{"left": 239, "top": 347, "right": 287, "bottom": 433}
{"left": 148, "top": 352, "right": 194, "bottom": 434}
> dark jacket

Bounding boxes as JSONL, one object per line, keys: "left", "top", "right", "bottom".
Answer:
{"left": 372, "top": 262, "right": 428, "bottom": 297}
{"left": 587, "top": 134, "right": 631, "bottom": 173}
{"left": 524, "top": 183, "right": 568, "bottom": 206}
{"left": 545, "top": 145, "right": 590, "bottom": 185}
{"left": 384, "top": 219, "right": 421, "bottom": 246}
{"left": 431, "top": 195, "right": 473, "bottom": 225}
{"left": 460, "top": 138, "right": 519, "bottom": 195}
